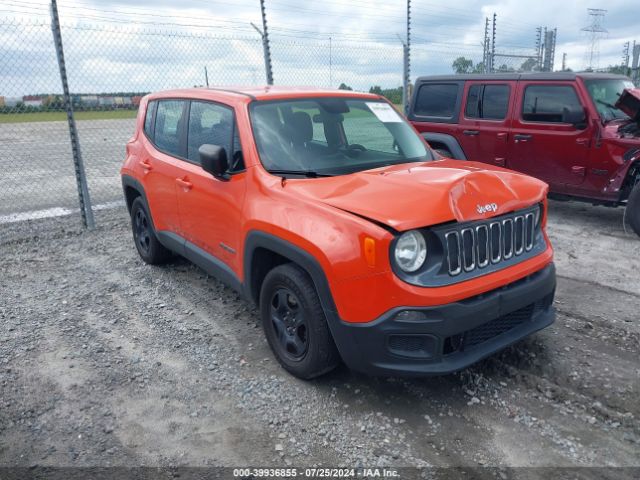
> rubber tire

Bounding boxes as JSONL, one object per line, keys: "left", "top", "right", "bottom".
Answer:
{"left": 627, "top": 182, "right": 640, "bottom": 237}
{"left": 259, "top": 263, "right": 340, "bottom": 379}
{"left": 130, "top": 197, "right": 171, "bottom": 264}
{"left": 434, "top": 148, "right": 452, "bottom": 158}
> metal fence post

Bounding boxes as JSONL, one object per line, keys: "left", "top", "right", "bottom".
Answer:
{"left": 402, "top": 0, "right": 411, "bottom": 114}
{"left": 50, "top": 0, "right": 95, "bottom": 229}
{"left": 259, "top": 0, "right": 274, "bottom": 85}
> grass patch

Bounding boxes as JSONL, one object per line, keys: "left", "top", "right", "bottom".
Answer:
{"left": 0, "top": 109, "right": 138, "bottom": 123}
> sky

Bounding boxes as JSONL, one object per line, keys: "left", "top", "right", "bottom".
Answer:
{"left": 0, "top": 0, "right": 638, "bottom": 96}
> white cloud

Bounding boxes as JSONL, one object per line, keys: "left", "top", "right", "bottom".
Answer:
{"left": 0, "top": 0, "right": 637, "bottom": 96}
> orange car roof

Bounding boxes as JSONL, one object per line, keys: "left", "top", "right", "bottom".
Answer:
{"left": 148, "top": 86, "right": 381, "bottom": 104}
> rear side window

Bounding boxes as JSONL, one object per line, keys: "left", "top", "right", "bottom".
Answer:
{"left": 154, "top": 100, "right": 187, "bottom": 156}
{"left": 465, "top": 84, "right": 510, "bottom": 120}
{"left": 522, "top": 85, "right": 582, "bottom": 123}
{"left": 143, "top": 101, "right": 156, "bottom": 138}
{"left": 414, "top": 83, "right": 459, "bottom": 118}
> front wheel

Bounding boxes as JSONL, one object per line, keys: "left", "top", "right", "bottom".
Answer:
{"left": 626, "top": 182, "right": 640, "bottom": 237}
{"left": 259, "top": 264, "right": 340, "bottom": 379}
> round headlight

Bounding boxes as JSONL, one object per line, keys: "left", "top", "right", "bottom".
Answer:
{"left": 394, "top": 230, "right": 427, "bottom": 273}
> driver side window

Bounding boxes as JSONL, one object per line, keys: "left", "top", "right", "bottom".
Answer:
{"left": 187, "top": 101, "right": 244, "bottom": 171}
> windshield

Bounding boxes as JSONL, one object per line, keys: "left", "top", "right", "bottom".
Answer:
{"left": 585, "top": 78, "right": 634, "bottom": 122}
{"left": 249, "top": 97, "right": 432, "bottom": 177}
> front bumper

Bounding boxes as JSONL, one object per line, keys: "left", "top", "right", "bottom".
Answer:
{"left": 328, "top": 263, "right": 556, "bottom": 376}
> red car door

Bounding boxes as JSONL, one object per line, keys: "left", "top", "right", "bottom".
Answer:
{"left": 175, "top": 100, "right": 247, "bottom": 277}
{"left": 508, "top": 81, "right": 592, "bottom": 188}
{"left": 457, "top": 81, "right": 512, "bottom": 167}
{"left": 139, "top": 99, "right": 186, "bottom": 233}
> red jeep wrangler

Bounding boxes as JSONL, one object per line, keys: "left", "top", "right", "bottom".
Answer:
{"left": 121, "top": 87, "right": 556, "bottom": 379}
{"left": 408, "top": 73, "right": 640, "bottom": 235}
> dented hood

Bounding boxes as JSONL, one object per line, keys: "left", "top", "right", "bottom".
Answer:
{"left": 285, "top": 160, "right": 548, "bottom": 231}
{"left": 615, "top": 88, "right": 640, "bottom": 122}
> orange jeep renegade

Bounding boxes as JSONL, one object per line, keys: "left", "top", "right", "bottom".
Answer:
{"left": 121, "top": 87, "right": 556, "bottom": 379}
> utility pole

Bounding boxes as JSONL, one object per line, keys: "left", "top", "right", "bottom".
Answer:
{"left": 50, "top": 0, "right": 94, "bottom": 229}
{"left": 251, "top": 0, "right": 273, "bottom": 85}
{"left": 562, "top": 52, "right": 567, "bottom": 71}
{"left": 582, "top": 8, "right": 607, "bottom": 71}
{"left": 542, "top": 28, "right": 557, "bottom": 72}
{"left": 535, "top": 26, "right": 542, "bottom": 70}
{"left": 329, "top": 36, "right": 332, "bottom": 88}
{"left": 204, "top": 66, "right": 209, "bottom": 87}
{"left": 483, "top": 18, "right": 490, "bottom": 73}
{"left": 623, "top": 41, "right": 630, "bottom": 75}
{"left": 491, "top": 13, "right": 496, "bottom": 73}
{"left": 632, "top": 42, "right": 640, "bottom": 84}
{"left": 402, "top": 0, "right": 411, "bottom": 114}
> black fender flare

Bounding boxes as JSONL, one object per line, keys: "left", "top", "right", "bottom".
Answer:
{"left": 121, "top": 175, "right": 149, "bottom": 213}
{"left": 243, "top": 230, "right": 339, "bottom": 319}
{"left": 422, "top": 132, "right": 467, "bottom": 160}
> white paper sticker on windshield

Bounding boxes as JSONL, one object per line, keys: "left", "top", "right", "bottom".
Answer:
{"left": 366, "top": 102, "right": 403, "bottom": 123}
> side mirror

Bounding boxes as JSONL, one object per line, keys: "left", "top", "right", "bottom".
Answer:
{"left": 199, "top": 144, "right": 229, "bottom": 179}
{"left": 562, "top": 107, "right": 588, "bottom": 130}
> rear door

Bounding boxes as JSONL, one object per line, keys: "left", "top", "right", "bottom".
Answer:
{"left": 458, "top": 81, "right": 512, "bottom": 166}
{"left": 508, "top": 82, "right": 592, "bottom": 187}
{"left": 175, "top": 100, "right": 247, "bottom": 277}
{"left": 139, "top": 99, "right": 187, "bottom": 233}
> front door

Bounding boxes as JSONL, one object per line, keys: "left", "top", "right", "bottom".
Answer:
{"left": 175, "top": 100, "right": 247, "bottom": 277}
{"left": 508, "top": 82, "right": 592, "bottom": 188}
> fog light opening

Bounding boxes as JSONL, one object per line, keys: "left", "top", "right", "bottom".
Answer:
{"left": 443, "top": 334, "right": 464, "bottom": 355}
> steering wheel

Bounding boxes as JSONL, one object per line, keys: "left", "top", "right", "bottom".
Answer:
{"left": 346, "top": 144, "right": 367, "bottom": 157}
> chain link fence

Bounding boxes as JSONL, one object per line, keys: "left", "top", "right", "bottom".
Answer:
{"left": 0, "top": 12, "right": 537, "bottom": 231}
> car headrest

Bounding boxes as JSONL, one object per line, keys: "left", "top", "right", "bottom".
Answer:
{"left": 288, "top": 111, "right": 313, "bottom": 144}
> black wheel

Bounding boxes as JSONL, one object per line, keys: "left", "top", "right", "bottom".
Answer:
{"left": 259, "top": 264, "right": 340, "bottom": 379}
{"left": 130, "top": 197, "right": 171, "bottom": 264}
{"left": 627, "top": 182, "right": 640, "bottom": 236}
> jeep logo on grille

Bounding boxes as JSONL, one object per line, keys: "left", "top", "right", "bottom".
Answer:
{"left": 477, "top": 203, "right": 498, "bottom": 214}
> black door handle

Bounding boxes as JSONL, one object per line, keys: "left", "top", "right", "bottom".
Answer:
{"left": 463, "top": 130, "right": 479, "bottom": 136}
{"left": 514, "top": 134, "right": 532, "bottom": 141}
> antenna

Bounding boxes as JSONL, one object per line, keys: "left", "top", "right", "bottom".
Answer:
{"left": 581, "top": 8, "right": 607, "bottom": 71}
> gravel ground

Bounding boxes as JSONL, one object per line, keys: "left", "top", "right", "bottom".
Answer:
{"left": 0, "top": 201, "right": 639, "bottom": 477}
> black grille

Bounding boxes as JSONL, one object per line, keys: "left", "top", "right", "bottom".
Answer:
{"left": 463, "top": 303, "right": 535, "bottom": 348}
{"left": 442, "top": 207, "right": 538, "bottom": 277}
{"left": 443, "top": 297, "right": 550, "bottom": 355}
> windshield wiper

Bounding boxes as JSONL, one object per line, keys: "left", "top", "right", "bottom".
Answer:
{"left": 597, "top": 99, "right": 618, "bottom": 110}
{"left": 267, "top": 169, "right": 333, "bottom": 178}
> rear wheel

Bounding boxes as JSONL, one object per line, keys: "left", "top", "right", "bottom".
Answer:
{"left": 130, "top": 197, "right": 171, "bottom": 264}
{"left": 626, "top": 183, "right": 640, "bottom": 236}
{"left": 259, "top": 263, "right": 340, "bottom": 379}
